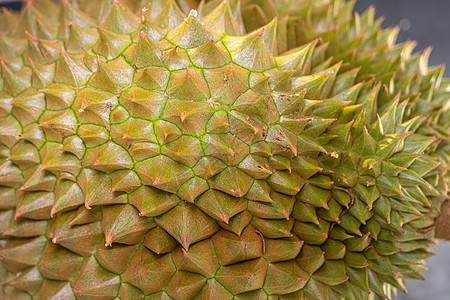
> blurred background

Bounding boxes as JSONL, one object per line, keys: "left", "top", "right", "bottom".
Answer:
{"left": 0, "top": 0, "right": 449, "bottom": 299}
{"left": 354, "top": 0, "right": 450, "bottom": 76}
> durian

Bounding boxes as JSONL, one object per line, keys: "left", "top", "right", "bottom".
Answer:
{"left": 0, "top": 0, "right": 449, "bottom": 299}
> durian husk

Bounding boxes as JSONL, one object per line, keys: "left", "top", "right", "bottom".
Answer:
{"left": 0, "top": 0, "right": 449, "bottom": 299}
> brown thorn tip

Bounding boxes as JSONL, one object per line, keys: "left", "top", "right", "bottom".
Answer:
{"left": 258, "top": 28, "right": 266, "bottom": 37}
{"left": 180, "top": 236, "right": 189, "bottom": 251}
{"left": 14, "top": 210, "right": 23, "bottom": 220}
{"left": 105, "top": 235, "right": 113, "bottom": 247}
{"left": 219, "top": 214, "right": 229, "bottom": 224}
{"left": 189, "top": 9, "right": 198, "bottom": 18}
{"left": 281, "top": 209, "right": 290, "bottom": 220}
{"left": 180, "top": 111, "right": 187, "bottom": 122}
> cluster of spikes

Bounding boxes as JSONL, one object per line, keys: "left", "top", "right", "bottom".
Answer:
{"left": 0, "top": 0, "right": 449, "bottom": 299}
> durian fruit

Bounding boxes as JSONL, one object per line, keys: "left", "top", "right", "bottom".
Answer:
{"left": 0, "top": 0, "right": 448, "bottom": 299}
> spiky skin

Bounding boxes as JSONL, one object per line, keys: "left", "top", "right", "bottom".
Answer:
{"left": 0, "top": 0, "right": 448, "bottom": 299}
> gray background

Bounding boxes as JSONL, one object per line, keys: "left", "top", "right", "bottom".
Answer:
{"left": 354, "top": 0, "right": 450, "bottom": 76}
{"left": 0, "top": 0, "right": 449, "bottom": 299}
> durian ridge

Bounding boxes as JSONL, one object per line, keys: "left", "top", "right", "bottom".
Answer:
{"left": 0, "top": 0, "right": 448, "bottom": 299}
